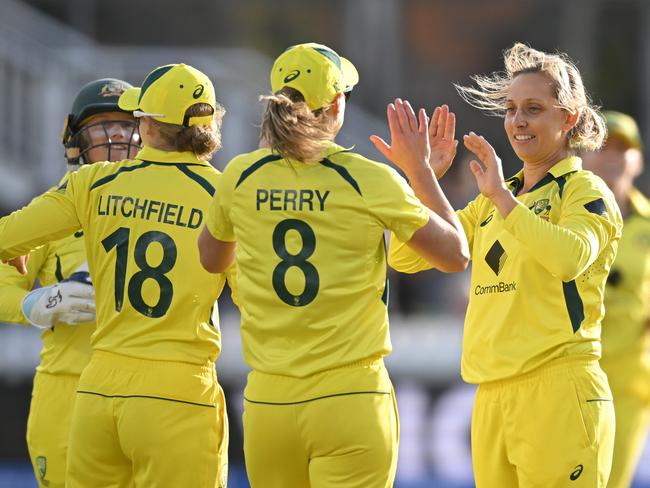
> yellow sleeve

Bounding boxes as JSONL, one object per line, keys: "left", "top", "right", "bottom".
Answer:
{"left": 206, "top": 167, "right": 235, "bottom": 242}
{"left": 0, "top": 177, "right": 82, "bottom": 260}
{"left": 225, "top": 265, "right": 240, "bottom": 308}
{"left": 0, "top": 245, "right": 49, "bottom": 325}
{"left": 367, "top": 166, "right": 429, "bottom": 243}
{"left": 502, "top": 177, "right": 621, "bottom": 282}
{"left": 388, "top": 196, "right": 480, "bottom": 273}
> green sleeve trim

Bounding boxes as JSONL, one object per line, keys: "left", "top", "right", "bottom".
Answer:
{"left": 562, "top": 280, "right": 585, "bottom": 333}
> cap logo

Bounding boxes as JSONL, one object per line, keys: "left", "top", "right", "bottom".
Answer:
{"left": 284, "top": 70, "right": 301, "bottom": 83}
{"left": 193, "top": 84, "right": 205, "bottom": 99}
{"left": 99, "top": 81, "right": 127, "bottom": 98}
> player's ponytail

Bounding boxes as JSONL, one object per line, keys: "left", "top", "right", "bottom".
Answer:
{"left": 149, "top": 103, "right": 225, "bottom": 160}
{"left": 260, "top": 87, "right": 337, "bottom": 162}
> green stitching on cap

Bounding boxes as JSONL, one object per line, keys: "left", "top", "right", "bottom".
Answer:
{"left": 138, "top": 65, "right": 174, "bottom": 103}
{"left": 312, "top": 47, "right": 342, "bottom": 70}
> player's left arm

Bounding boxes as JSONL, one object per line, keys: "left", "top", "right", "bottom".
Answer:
{"left": 501, "top": 178, "right": 621, "bottom": 282}
{"left": 464, "top": 131, "right": 622, "bottom": 282}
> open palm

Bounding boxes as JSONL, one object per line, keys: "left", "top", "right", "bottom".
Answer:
{"left": 428, "top": 105, "right": 458, "bottom": 179}
{"left": 463, "top": 131, "right": 507, "bottom": 198}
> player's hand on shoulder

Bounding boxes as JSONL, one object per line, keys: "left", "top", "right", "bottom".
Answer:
{"left": 21, "top": 268, "right": 95, "bottom": 329}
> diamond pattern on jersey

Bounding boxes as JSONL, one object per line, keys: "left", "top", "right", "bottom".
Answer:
{"left": 485, "top": 240, "right": 507, "bottom": 276}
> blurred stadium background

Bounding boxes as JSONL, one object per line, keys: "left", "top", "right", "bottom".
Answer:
{"left": 1, "top": 0, "right": 649, "bottom": 486}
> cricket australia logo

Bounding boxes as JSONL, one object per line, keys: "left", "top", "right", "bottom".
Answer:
{"left": 35, "top": 456, "right": 50, "bottom": 486}
{"left": 99, "top": 81, "right": 127, "bottom": 98}
{"left": 484, "top": 240, "right": 507, "bottom": 276}
{"left": 529, "top": 198, "right": 551, "bottom": 220}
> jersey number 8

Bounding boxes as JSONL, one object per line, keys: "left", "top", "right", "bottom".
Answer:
{"left": 272, "top": 219, "right": 319, "bottom": 307}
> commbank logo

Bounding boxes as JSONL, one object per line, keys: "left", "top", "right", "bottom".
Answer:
{"left": 570, "top": 464, "right": 583, "bottom": 481}
{"left": 474, "top": 281, "right": 517, "bottom": 295}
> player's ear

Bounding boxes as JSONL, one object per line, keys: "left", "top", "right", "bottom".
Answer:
{"left": 563, "top": 108, "right": 580, "bottom": 133}
{"left": 327, "top": 93, "right": 346, "bottom": 118}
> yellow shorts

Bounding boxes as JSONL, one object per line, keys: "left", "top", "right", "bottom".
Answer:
{"left": 26, "top": 372, "right": 79, "bottom": 488}
{"left": 66, "top": 351, "right": 228, "bottom": 488}
{"left": 243, "top": 360, "right": 399, "bottom": 488}
{"left": 472, "top": 357, "right": 615, "bottom": 488}
{"left": 601, "top": 356, "right": 650, "bottom": 488}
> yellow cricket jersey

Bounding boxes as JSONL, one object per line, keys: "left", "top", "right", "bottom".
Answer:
{"left": 0, "top": 226, "right": 93, "bottom": 376}
{"left": 206, "top": 142, "right": 429, "bottom": 379}
{"left": 0, "top": 146, "right": 228, "bottom": 365}
{"left": 390, "top": 157, "right": 623, "bottom": 383}
{"left": 600, "top": 188, "right": 650, "bottom": 364}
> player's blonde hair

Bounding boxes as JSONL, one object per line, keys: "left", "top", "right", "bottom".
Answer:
{"left": 455, "top": 42, "right": 606, "bottom": 151}
{"left": 260, "top": 87, "right": 338, "bottom": 163}
{"left": 150, "top": 102, "right": 225, "bottom": 160}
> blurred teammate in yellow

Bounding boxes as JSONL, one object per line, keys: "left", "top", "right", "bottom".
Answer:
{"left": 0, "top": 77, "right": 140, "bottom": 487}
{"left": 198, "top": 42, "right": 469, "bottom": 487}
{"left": 387, "top": 43, "right": 622, "bottom": 487}
{"left": 583, "top": 111, "right": 650, "bottom": 488}
{"left": 0, "top": 64, "right": 229, "bottom": 488}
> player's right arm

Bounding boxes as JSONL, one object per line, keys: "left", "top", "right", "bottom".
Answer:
{"left": 388, "top": 199, "right": 478, "bottom": 273}
{"left": 371, "top": 99, "right": 469, "bottom": 272}
{"left": 200, "top": 160, "right": 238, "bottom": 274}
{"left": 0, "top": 176, "right": 83, "bottom": 262}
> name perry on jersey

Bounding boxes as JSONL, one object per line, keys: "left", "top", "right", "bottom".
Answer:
{"left": 97, "top": 194, "right": 203, "bottom": 229}
{"left": 256, "top": 189, "right": 330, "bottom": 211}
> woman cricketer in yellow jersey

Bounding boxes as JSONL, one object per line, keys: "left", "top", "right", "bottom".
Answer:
{"left": 582, "top": 111, "right": 650, "bottom": 488}
{"left": 388, "top": 43, "right": 623, "bottom": 487}
{"left": 198, "top": 42, "right": 469, "bottom": 488}
{"left": 0, "top": 78, "right": 140, "bottom": 488}
{"left": 0, "top": 64, "right": 230, "bottom": 488}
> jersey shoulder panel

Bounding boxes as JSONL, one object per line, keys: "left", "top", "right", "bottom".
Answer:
{"left": 326, "top": 151, "right": 403, "bottom": 195}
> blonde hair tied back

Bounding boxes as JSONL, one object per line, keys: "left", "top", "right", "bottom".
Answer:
{"left": 150, "top": 102, "right": 225, "bottom": 160}
{"left": 260, "top": 87, "right": 337, "bottom": 162}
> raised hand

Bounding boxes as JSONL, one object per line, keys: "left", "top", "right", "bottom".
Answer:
{"left": 428, "top": 105, "right": 458, "bottom": 179}
{"left": 370, "top": 98, "right": 431, "bottom": 178}
{"left": 463, "top": 132, "right": 508, "bottom": 199}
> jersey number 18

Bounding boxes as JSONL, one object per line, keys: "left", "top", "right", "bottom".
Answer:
{"left": 102, "top": 227, "right": 176, "bottom": 318}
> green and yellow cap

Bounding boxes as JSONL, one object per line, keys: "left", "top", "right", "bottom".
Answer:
{"left": 604, "top": 111, "right": 643, "bottom": 150}
{"left": 270, "top": 43, "right": 359, "bottom": 111}
{"left": 118, "top": 63, "right": 215, "bottom": 127}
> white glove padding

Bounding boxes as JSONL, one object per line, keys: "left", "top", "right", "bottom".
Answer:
{"left": 22, "top": 280, "right": 96, "bottom": 329}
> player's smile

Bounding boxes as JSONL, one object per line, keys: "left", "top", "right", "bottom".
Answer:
{"left": 504, "top": 72, "right": 572, "bottom": 169}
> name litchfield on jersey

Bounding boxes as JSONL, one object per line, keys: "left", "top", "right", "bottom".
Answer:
{"left": 96, "top": 194, "right": 204, "bottom": 229}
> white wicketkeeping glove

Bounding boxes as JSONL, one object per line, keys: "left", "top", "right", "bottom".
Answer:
{"left": 21, "top": 265, "right": 95, "bottom": 329}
